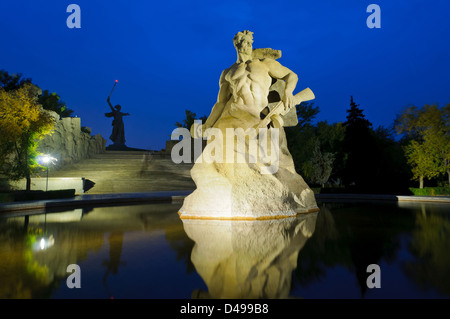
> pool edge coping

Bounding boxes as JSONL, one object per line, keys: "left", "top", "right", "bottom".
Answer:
{"left": 0, "top": 190, "right": 194, "bottom": 214}
{"left": 1, "top": 191, "right": 450, "bottom": 214}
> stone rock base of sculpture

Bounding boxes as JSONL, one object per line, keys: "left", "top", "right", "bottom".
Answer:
{"left": 179, "top": 121, "right": 318, "bottom": 220}
{"left": 179, "top": 163, "right": 318, "bottom": 220}
{"left": 179, "top": 131, "right": 319, "bottom": 219}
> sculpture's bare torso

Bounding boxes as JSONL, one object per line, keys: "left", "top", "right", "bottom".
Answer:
{"left": 224, "top": 59, "right": 273, "bottom": 119}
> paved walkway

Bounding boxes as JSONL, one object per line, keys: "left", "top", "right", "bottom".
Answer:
{"left": 315, "top": 193, "right": 450, "bottom": 203}
{"left": 46, "top": 151, "right": 195, "bottom": 194}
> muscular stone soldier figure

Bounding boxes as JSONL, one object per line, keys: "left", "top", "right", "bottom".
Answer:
{"left": 179, "top": 31, "right": 318, "bottom": 219}
{"left": 202, "top": 30, "right": 297, "bottom": 132}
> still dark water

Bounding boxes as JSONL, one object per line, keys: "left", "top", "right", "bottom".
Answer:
{"left": 0, "top": 200, "right": 449, "bottom": 299}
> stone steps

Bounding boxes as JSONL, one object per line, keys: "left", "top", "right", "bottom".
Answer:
{"left": 42, "top": 151, "right": 195, "bottom": 194}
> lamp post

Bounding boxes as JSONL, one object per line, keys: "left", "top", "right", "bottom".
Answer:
{"left": 39, "top": 155, "right": 57, "bottom": 192}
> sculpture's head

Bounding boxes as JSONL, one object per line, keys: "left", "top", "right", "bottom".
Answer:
{"left": 115, "top": 105, "right": 121, "bottom": 111}
{"left": 233, "top": 30, "right": 253, "bottom": 59}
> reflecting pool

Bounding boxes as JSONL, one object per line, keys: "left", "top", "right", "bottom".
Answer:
{"left": 0, "top": 200, "right": 449, "bottom": 299}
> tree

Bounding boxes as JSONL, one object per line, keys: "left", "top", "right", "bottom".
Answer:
{"left": 396, "top": 104, "right": 450, "bottom": 187}
{"left": 175, "top": 109, "right": 207, "bottom": 129}
{"left": 38, "top": 90, "right": 74, "bottom": 118}
{"left": 0, "top": 84, "right": 55, "bottom": 191}
{"left": 314, "top": 121, "right": 346, "bottom": 185}
{"left": 404, "top": 136, "right": 441, "bottom": 188}
{"left": 342, "top": 96, "right": 376, "bottom": 189}
{"left": 0, "top": 69, "right": 32, "bottom": 92}
{"left": 285, "top": 102, "right": 320, "bottom": 178}
{"left": 296, "top": 102, "right": 319, "bottom": 129}
{"left": 309, "top": 140, "right": 335, "bottom": 188}
{"left": 436, "top": 104, "right": 450, "bottom": 186}
{"left": 424, "top": 126, "right": 450, "bottom": 187}
{"left": 371, "top": 125, "right": 410, "bottom": 193}
{"left": 285, "top": 122, "right": 318, "bottom": 182}
{"left": 174, "top": 109, "right": 207, "bottom": 162}
{"left": 1, "top": 70, "right": 74, "bottom": 118}
{"left": 286, "top": 102, "right": 345, "bottom": 186}
{"left": 344, "top": 97, "right": 372, "bottom": 130}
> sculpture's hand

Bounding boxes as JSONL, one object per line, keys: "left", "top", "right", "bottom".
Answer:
{"left": 282, "top": 92, "right": 295, "bottom": 112}
{"left": 271, "top": 114, "right": 284, "bottom": 128}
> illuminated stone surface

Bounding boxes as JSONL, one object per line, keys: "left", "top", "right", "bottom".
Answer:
{"left": 43, "top": 151, "right": 195, "bottom": 194}
{"left": 179, "top": 31, "right": 318, "bottom": 219}
{"left": 38, "top": 111, "right": 106, "bottom": 166}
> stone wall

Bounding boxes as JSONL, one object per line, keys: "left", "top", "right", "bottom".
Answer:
{"left": 38, "top": 111, "right": 106, "bottom": 167}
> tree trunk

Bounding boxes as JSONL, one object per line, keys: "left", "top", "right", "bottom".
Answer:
{"left": 448, "top": 170, "right": 450, "bottom": 188}
{"left": 26, "top": 176, "right": 31, "bottom": 192}
{"left": 25, "top": 148, "right": 31, "bottom": 192}
{"left": 419, "top": 175, "right": 424, "bottom": 189}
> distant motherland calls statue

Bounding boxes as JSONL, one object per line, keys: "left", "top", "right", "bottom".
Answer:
{"left": 105, "top": 95, "right": 130, "bottom": 146}
{"left": 179, "top": 30, "right": 318, "bottom": 220}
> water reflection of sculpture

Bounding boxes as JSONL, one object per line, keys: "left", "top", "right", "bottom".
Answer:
{"left": 182, "top": 213, "right": 318, "bottom": 299}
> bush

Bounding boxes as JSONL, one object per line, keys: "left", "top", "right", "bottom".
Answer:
{"left": 0, "top": 189, "right": 75, "bottom": 202}
{"left": 81, "top": 126, "right": 92, "bottom": 135}
{"left": 0, "top": 193, "right": 14, "bottom": 202}
{"left": 409, "top": 187, "right": 450, "bottom": 196}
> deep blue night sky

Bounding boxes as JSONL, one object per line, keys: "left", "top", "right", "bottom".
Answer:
{"left": 1, "top": 0, "right": 449, "bottom": 150}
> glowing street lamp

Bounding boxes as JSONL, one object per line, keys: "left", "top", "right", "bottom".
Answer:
{"left": 38, "top": 154, "right": 57, "bottom": 191}
{"left": 38, "top": 235, "right": 55, "bottom": 250}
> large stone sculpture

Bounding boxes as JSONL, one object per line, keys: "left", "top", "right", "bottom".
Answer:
{"left": 182, "top": 213, "right": 318, "bottom": 298}
{"left": 179, "top": 30, "right": 318, "bottom": 219}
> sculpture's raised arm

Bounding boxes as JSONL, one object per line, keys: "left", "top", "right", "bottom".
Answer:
{"left": 106, "top": 96, "right": 115, "bottom": 112}
{"left": 264, "top": 58, "right": 299, "bottom": 111}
